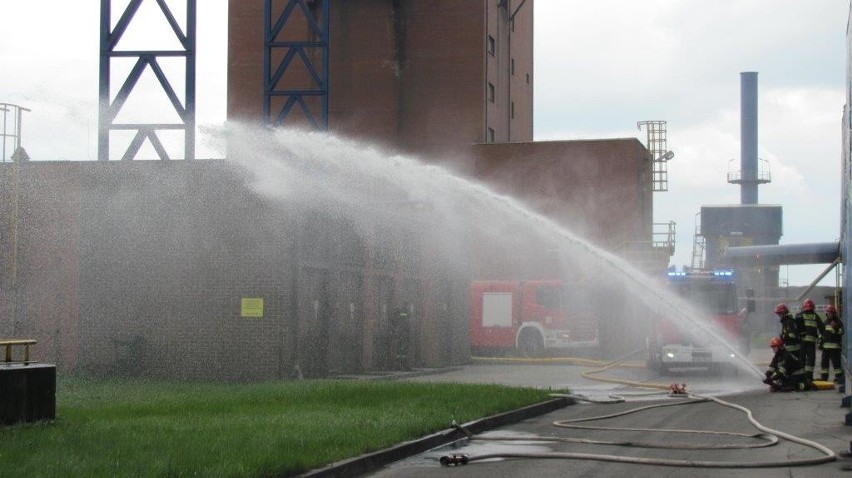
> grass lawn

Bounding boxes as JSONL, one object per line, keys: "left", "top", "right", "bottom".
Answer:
{"left": 0, "top": 377, "right": 557, "bottom": 477}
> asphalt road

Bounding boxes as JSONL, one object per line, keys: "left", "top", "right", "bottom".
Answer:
{"left": 364, "top": 358, "right": 852, "bottom": 478}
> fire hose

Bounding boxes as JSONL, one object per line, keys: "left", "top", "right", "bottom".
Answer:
{"left": 441, "top": 394, "right": 836, "bottom": 468}
{"left": 440, "top": 350, "right": 837, "bottom": 469}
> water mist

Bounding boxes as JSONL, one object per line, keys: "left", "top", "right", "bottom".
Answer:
{"left": 215, "top": 123, "right": 763, "bottom": 379}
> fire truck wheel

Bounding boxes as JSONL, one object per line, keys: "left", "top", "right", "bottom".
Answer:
{"left": 518, "top": 329, "right": 544, "bottom": 358}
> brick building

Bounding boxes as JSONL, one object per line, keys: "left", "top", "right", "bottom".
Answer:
{"left": 0, "top": 0, "right": 662, "bottom": 379}
{"left": 0, "top": 158, "right": 470, "bottom": 379}
{"left": 228, "top": 0, "right": 534, "bottom": 161}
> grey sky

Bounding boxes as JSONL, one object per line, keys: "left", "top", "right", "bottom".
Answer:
{"left": 1, "top": 0, "right": 847, "bottom": 286}
{"left": 534, "top": 0, "right": 847, "bottom": 287}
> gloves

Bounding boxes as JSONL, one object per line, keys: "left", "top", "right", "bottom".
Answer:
{"left": 817, "top": 338, "right": 824, "bottom": 350}
{"left": 765, "top": 371, "right": 772, "bottom": 379}
{"left": 762, "top": 377, "right": 773, "bottom": 385}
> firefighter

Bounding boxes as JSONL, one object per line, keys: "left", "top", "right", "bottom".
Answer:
{"left": 794, "top": 298, "right": 823, "bottom": 380}
{"left": 763, "top": 336, "right": 808, "bottom": 392}
{"left": 774, "top": 303, "right": 801, "bottom": 357}
{"left": 818, "top": 304, "right": 844, "bottom": 383}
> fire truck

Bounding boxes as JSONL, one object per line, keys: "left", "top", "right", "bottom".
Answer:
{"left": 647, "top": 269, "right": 744, "bottom": 373}
{"left": 469, "top": 280, "right": 599, "bottom": 357}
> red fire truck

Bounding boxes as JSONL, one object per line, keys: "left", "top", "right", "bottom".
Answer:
{"left": 469, "top": 280, "right": 599, "bottom": 357}
{"left": 647, "top": 270, "right": 744, "bottom": 373}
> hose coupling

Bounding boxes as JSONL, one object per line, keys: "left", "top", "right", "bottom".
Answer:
{"left": 669, "top": 383, "right": 687, "bottom": 395}
{"left": 439, "top": 454, "right": 470, "bottom": 466}
{"left": 452, "top": 421, "right": 474, "bottom": 438}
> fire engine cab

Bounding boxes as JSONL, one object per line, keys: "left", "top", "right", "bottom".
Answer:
{"left": 647, "top": 270, "right": 743, "bottom": 373}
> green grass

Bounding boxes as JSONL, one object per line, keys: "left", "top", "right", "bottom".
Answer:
{"left": 0, "top": 377, "right": 557, "bottom": 477}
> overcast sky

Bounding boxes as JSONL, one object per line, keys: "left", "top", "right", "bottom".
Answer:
{"left": 534, "top": 0, "right": 847, "bottom": 288}
{"left": 0, "top": 0, "right": 847, "bottom": 286}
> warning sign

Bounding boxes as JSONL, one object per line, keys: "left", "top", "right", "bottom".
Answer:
{"left": 241, "top": 298, "right": 264, "bottom": 318}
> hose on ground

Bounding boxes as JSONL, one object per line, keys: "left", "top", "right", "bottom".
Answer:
{"left": 442, "top": 394, "right": 836, "bottom": 469}
{"left": 576, "top": 347, "right": 685, "bottom": 391}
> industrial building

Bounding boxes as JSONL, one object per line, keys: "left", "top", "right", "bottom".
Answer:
{"left": 0, "top": 0, "right": 668, "bottom": 379}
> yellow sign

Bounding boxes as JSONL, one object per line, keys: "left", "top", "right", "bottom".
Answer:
{"left": 241, "top": 298, "right": 264, "bottom": 318}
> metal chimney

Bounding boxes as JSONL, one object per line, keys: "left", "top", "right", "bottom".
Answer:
{"left": 740, "top": 71, "right": 758, "bottom": 204}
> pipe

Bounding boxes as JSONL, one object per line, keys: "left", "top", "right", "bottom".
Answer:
{"left": 794, "top": 257, "right": 841, "bottom": 302}
{"left": 722, "top": 242, "right": 840, "bottom": 267}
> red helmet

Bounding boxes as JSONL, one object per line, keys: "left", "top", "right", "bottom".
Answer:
{"left": 825, "top": 305, "right": 837, "bottom": 315}
{"left": 769, "top": 336, "right": 783, "bottom": 348}
{"left": 802, "top": 299, "right": 815, "bottom": 312}
{"left": 774, "top": 303, "right": 788, "bottom": 315}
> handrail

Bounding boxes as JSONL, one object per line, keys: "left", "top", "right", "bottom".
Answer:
{"left": 0, "top": 339, "right": 37, "bottom": 364}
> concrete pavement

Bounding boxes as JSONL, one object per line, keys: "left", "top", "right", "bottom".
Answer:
{"left": 370, "top": 386, "right": 851, "bottom": 477}
{"left": 307, "top": 359, "right": 852, "bottom": 477}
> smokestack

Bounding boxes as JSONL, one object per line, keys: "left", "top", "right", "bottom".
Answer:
{"left": 740, "top": 71, "right": 758, "bottom": 205}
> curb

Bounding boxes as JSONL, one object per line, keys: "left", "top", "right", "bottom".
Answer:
{"left": 331, "top": 367, "right": 464, "bottom": 382}
{"left": 297, "top": 396, "right": 573, "bottom": 477}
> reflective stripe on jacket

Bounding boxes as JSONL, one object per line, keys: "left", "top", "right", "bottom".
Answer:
{"left": 795, "top": 311, "right": 822, "bottom": 342}
{"left": 780, "top": 314, "right": 801, "bottom": 350}
{"left": 821, "top": 319, "right": 844, "bottom": 349}
{"left": 768, "top": 348, "right": 805, "bottom": 379}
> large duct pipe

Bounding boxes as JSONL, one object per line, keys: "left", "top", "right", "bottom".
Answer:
{"left": 722, "top": 242, "right": 840, "bottom": 267}
{"left": 740, "top": 71, "right": 758, "bottom": 205}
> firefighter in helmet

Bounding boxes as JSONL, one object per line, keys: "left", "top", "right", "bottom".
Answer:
{"left": 774, "top": 303, "right": 801, "bottom": 356}
{"left": 763, "top": 336, "right": 808, "bottom": 392}
{"left": 818, "top": 304, "right": 844, "bottom": 383}
{"left": 794, "top": 298, "right": 823, "bottom": 380}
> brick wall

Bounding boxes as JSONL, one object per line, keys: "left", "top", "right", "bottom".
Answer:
{"left": 0, "top": 160, "right": 468, "bottom": 380}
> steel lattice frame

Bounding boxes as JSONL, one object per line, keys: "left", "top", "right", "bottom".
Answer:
{"left": 264, "top": 0, "right": 329, "bottom": 129}
{"left": 98, "top": 0, "right": 196, "bottom": 160}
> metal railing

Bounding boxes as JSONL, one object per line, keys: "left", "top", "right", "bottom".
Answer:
{"left": 727, "top": 158, "right": 771, "bottom": 184}
{"left": 0, "top": 339, "right": 37, "bottom": 365}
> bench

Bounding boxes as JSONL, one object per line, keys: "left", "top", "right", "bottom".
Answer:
{"left": 0, "top": 339, "right": 37, "bottom": 365}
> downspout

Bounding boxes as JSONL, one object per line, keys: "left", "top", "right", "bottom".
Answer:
{"left": 483, "top": 0, "right": 489, "bottom": 143}
{"left": 391, "top": 0, "right": 406, "bottom": 146}
{"left": 508, "top": 0, "right": 530, "bottom": 141}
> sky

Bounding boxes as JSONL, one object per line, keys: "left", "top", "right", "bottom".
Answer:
{"left": 0, "top": 0, "right": 848, "bottom": 287}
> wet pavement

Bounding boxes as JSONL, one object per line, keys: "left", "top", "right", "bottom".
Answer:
{"left": 333, "top": 354, "right": 852, "bottom": 477}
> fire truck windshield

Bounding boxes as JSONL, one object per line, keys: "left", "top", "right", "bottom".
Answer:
{"left": 535, "top": 285, "right": 561, "bottom": 309}
{"left": 669, "top": 281, "right": 737, "bottom": 315}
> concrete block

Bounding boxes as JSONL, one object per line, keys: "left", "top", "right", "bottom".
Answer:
{"left": 0, "top": 364, "right": 56, "bottom": 426}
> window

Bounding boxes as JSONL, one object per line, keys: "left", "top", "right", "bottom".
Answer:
{"left": 487, "top": 82, "right": 495, "bottom": 102}
{"left": 534, "top": 285, "right": 562, "bottom": 309}
{"left": 526, "top": 73, "right": 530, "bottom": 84}
{"left": 511, "top": 101, "right": 515, "bottom": 119}
{"left": 487, "top": 35, "right": 495, "bottom": 55}
{"left": 511, "top": 58, "right": 515, "bottom": 75}
{"left": 487, "top": 128, "right": 495, "bottom": 143}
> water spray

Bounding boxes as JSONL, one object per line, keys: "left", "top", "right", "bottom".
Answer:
{"left": 222, "top": 124, "right": 764, "bottom": 378}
